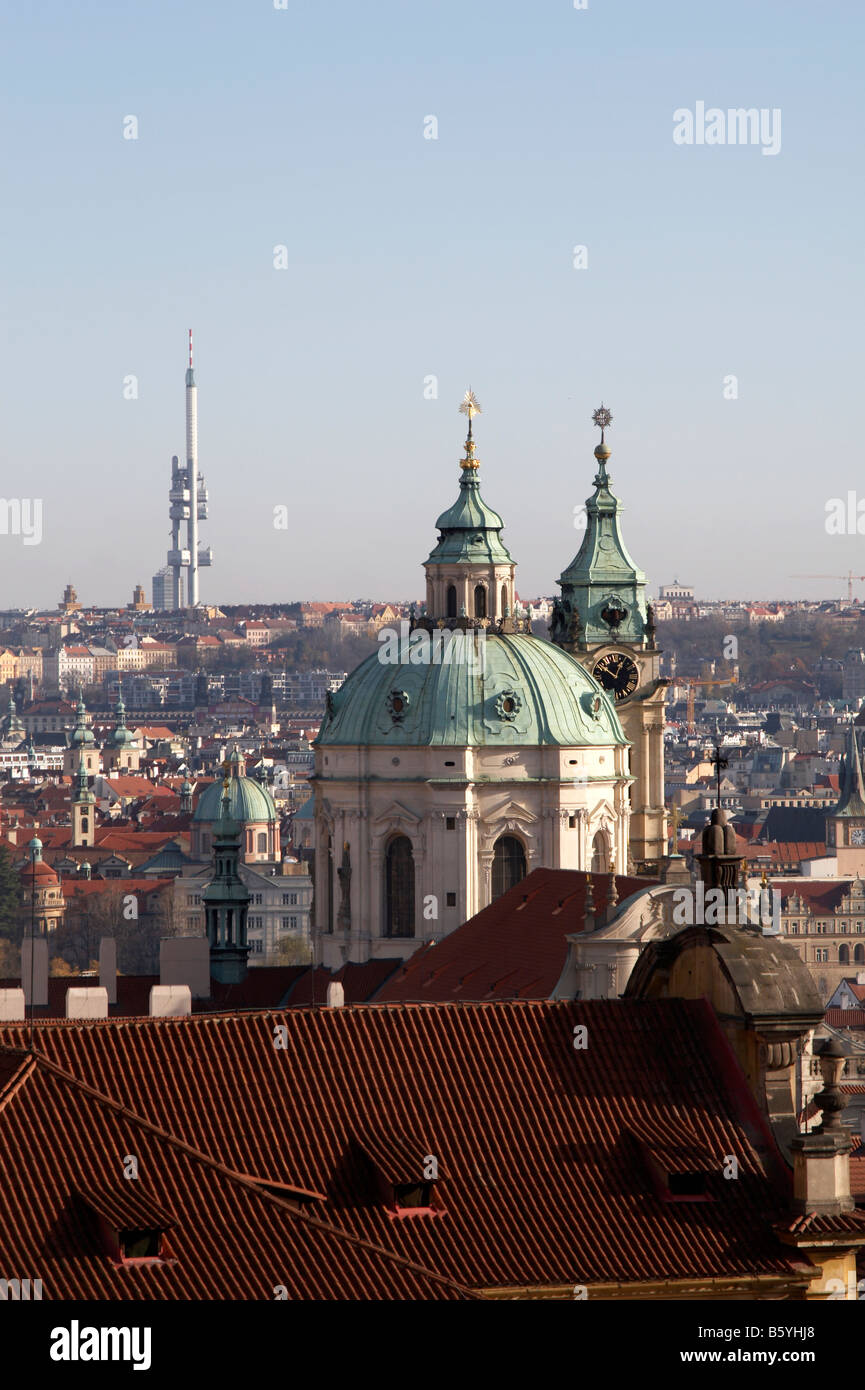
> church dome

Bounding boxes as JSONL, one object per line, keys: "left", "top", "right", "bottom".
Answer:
{"left": 193, "top": 774, "right": 277, "bottom": 824}
{"left": 317, "top": 632, "right": 626, "bottom": 748}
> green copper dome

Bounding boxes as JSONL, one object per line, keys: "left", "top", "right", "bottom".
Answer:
{"left": 317, "top": 633, "right": 626, "bottom": 748}
{"left": 193, "top": 774, "right": 277, "bottom": 824}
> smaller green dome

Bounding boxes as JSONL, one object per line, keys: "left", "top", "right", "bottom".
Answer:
{"left": 193, "top": 773, "right": 277, "bottom": 825}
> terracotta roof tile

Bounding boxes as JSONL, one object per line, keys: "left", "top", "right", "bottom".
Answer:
{"left": 378, "top": 868, "right": 656, "bottom": 1002}
{"left": 0, "top": 999, "right": 813, "bottom": 1292}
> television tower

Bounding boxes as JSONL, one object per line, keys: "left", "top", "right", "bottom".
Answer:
{"left": 187, "top": 330, "right": 200, "bottom": 606}
{"left": 153, "top": 332, "right": 212, "bottom": 610}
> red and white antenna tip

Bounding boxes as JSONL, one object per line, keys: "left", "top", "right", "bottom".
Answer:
{"left": 188, "top": 329, "right": 193, "bottom": 368}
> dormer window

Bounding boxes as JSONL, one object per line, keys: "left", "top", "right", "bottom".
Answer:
{"left": 633, "top": 1135, "right": 714, "bottom": 1204}
{"left": 394, "top": 1181, "right": 434, "bottom": 1210}
{"left": 121, "top": 1228, "right": 161, "bottom": 1260}
{"left": 76, "top": 1187, "right": 175, "bottom": 1265}
{"left": 355, "top": 1131, "right": 443, "bottom": 1219}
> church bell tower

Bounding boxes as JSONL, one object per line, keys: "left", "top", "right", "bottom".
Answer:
{"left": 551, "top": 405, "right": 667, "bottom": 873}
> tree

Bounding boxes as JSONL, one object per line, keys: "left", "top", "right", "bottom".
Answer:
{"left": 0, "top": 843, "right": 22, "bottom": 944}
{"left": 268, "top": 933, "right": 313, "bottom": 966}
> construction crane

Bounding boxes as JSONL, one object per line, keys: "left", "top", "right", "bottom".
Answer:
{"left": 791, "top": 572, "right": 865, "bottom": 604}
{"left": 679, "top": 674, "right": 738, "bottom": 736}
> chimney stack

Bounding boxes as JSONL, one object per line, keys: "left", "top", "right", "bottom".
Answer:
{"left": 326, "top": 981, "right": 344, "bottom": 1009}
{"left": 99, "top": 936, "right": 117, "bottom": 1004}
{"left": 66, "top": 987, "right": 109, "bottom": 1020}
{"left": 21, "top": 938, "right": 48, "bottom": 1008}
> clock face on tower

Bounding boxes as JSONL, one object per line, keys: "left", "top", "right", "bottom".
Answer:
{"left": 593, "top": 652, "right": 639, "bottom": 701}
{"left": 851, "top": 827, "right": 865, "bottom": 845}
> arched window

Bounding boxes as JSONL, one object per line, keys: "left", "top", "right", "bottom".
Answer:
{"left": 492, "top": 835, "right": 526, "bottom": 900}
{"left": 501, "top": 584, "right": 508, "bottom": 617}
{"left": 446, "top": 585, "right": 457, "bottom": 618}
{"left": 474, "top": 584, "right": 487, "bottom": 619}
{"left": 591, "top": 830, "right": 609, "bottom": 874}
{"left": 385, "top": 836, "right": 415, "bottom": 938}
{"left": 257, "top": 831, "right": 267, "bottom": 854}
{"left": 855, "top": 944, "right": 865, "bottom": 964}
{"left": 840, "top": 944, "right": 850, "bottom": 964}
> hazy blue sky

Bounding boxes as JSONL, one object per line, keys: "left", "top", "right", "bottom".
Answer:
{"left": 1, "top": 1, "right": 862, "bottom": 609}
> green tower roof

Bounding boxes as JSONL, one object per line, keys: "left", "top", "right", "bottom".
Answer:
{"left": 425, "top": 409, "right": 513, "bottom": 568}
{"left": 70, "top": 695, "right": 96, "bottom": 747}
{"left": 833, "top": 725, "right": 865, "bottom": 818}
{"left": 555, "top": 411, "right": 650, "bottom": 649}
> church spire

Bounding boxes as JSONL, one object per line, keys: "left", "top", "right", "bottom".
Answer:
{"left": 833, "top": 725, "right": 865, "bottom": 818}
{"left": 203, "top": 759, "right": 250, "bottom": 984}
{"left": 551, "top": 403, "right": 650, "bottom": 652}
{"left": 421, "top": 389, "right": 522, "bottom": 627}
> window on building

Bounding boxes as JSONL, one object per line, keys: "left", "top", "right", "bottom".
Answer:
{"left": 840, "top": 944, "right": 850, "bottom": 964}
{"left": 856, "top": 944, "right": 865, "bottom": 965}
{"left": 257, "top": 831, "right": 267, "bottom": 854}
{"left": 492, "top": 835, "right": 526, "bottom": 901}
{"left": 474, "top": 584, "right": 486, "bottom": 619}
{"left": 816, "top": 948, "right": 829, "bottom": 962}
{"left": 590, "top": 830, "right": 609, "bottom": 875}
{"left": 446, "top": 585, "right": 457, "bottom": 619}
{"left": 790, "top": 924, "right": 799, "bottom": 934}
{"left": 394, "top": 1181, "right": 433, "bottom": 1210}
{"left": 120, "top": 1229, "right": 161, "bottom": 1260}
{"left": 446, "top": 817, "right": 455, "bottom": 831}
{"left": 385, "top": 836, "right": 415, "bottom": 938}
{"left": 569, "top": 815, "right": 577, "bottom": 829}
{"left": 446, "top": 892, "right": 456, "bottom": 907}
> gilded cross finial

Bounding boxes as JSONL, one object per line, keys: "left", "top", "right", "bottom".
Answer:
{"left": 459, "top": 388, "right": 482, "bottom": 467}
{"left": 592, "top": 403, "right": 613, "bottom": 444}
{"left": 459, "top": 388, "right": 482, "bottom": 422}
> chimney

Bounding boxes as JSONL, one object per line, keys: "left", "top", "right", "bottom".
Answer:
{"left": 0, "top": 988, "right": 25, "bottom": 1021}
{"left": 99, "top": 937, "right": 117, "bottom": 1004}
{"left": 66, "top": 987, "right": 109, "bottom": 1020}
{"left": 21, "top": 938, "right": 48, "bottom": 1008}
{"left": 149, "top": 984, "right": 192, "bottom": 1017}
{"left": 326, "top": 981, "right": 344, "bottom": 1009}
{"left": 790, "top": 1039, "right": 854, "bottom": 1215}
{"left": 159, "top": 937, "right": 210, "bottom": 999}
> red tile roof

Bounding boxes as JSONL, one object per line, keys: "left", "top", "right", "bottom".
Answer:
{"left": 0, "top": 999, "right": 814, "bottom": 1292}
{"left": 378, "top": 868, "right": 656, "bottom": 1002}
{"left": 747, "top": 843, "right": 828, "bottom": 863}
{"left": 770, "top": 880, "right": 848, "bottom": 911}
{"left": 0, "top": 1047, "right": 470, "bottom": 1299}
{"left": 825, "top": 1009, "right": 865, "bottom": 1029}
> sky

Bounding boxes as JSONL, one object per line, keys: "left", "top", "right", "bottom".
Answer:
{"left": 1, "top": 0, "right": 863, "bottom": 609}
